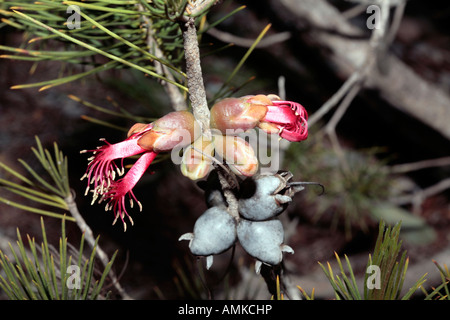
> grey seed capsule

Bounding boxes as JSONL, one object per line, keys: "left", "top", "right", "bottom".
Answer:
{"left": 237, "top": 218, "right": 293, "bottom": 266}
{"left": 179, "top": 206, "right": 236, "bottom": 257}
{"left": 238, "top": 175, "right": 291, "bottom": 221}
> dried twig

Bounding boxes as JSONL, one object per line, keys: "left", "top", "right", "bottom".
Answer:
{"left": 325, "top": 83, "right": 363, "bottom": 135}
{"left": 138, "top": 4, "right": 187, "bottom": 111}
{"left": 390, "top": 156, "right": 450, "bottom": 174}
{"left": 65, "top": 192, "right": 132, "bottom": 299}
{"left": 389, "top": 156, "right": 450, "bottom": 208}
{"left": 390, "top": 178, "right": 450, "bottom": 207}
{"left": 180, "top": 17, "right": 211, "bottom": 137}
{"left": 308, "top": 73, "right": 360, "bottom": 127}
{"left": 310, "top": 0, "right": 392, "bottom": 128}
{"left": 206, "top": 27, "right": 291, "bottom": 48}
{"left": 215, "top": 166, "right": 240, "bottom": 220}
{"left": 274, "top": 0, "right": 450, "bottom": 140}
{"left": 308, "top": 0, "right": 394, "bottom": 172}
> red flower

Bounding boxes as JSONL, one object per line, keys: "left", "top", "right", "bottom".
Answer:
{"left": 81, "top": 126, "right": 152, "bottom": 203}
{"left": 81, "top": 111, "right": 199, "bottom": 230}
{"left": 260, "top": 100, "right": 308, "bottom": 142}
{"left": 210, "top": 95, "right": 308, "bottom": 142}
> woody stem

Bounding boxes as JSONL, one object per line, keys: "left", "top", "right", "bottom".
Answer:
{"left": 180, "top": 17, "right": 211, "bottom": 138}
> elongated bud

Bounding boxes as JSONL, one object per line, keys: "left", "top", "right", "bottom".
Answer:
{"left": 210, "top": 96, "right": 267, "bottom": 133}
{"left": 137, "top": 111, "right": 201, "bottom": 152}
{"left": 213, "top": 134, "right": 258, "bottom": 176}
{"left": 181, "top": 135, "right": 214, "bottom": 180}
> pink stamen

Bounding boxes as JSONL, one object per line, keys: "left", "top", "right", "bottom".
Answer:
{"left": 81, "top": 138, "right": 149, "bottom": 199}
{"left": 100, "top": 151, "right": 158, "bottom": 231}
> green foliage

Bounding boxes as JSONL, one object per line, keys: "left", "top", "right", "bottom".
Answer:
{"left": 0, "top": 217, "right": 117, "bottom": 300}
{"left": 69, "top": 93, "right": 157, "bottom": 132}
{"left": 364, "top": 221, "right": 426, "bottom": 300}
{"left": 0, "top": 0, "right": 187, "bottom": 91}
{"left": 433, "top": 261, "right": 450, "bottom": 300}
{"left": 296, "top": 285, "right": 315, "bottom": 300}
{"left": 370, "top": 203, "right": 436, "bottom": 246}
{"left": 314, "top": 220, "right": 427, "bottom": 300}
{"left": 0, "top": 136, "right": 75, "bottom": 221}
{"left": 0, "top": 1, "right": 268, "bottom": 106}
{"left": 422, "top": 261, "right": 450, "bottom": 300}
{"left": 319, "top": 252, "right": 361, "bottom": 300}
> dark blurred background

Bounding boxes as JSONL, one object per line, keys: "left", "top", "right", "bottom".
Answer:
{"left": 0, "top": 0, "right": 449, "bottom": 299}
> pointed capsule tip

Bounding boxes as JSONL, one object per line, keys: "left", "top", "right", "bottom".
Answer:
{"left": 255, "top": 261, "right": 262, "bottom": 274}
{"left": 178, "top": 233, "right": 194, "bottom": 242}
{"left": 281, "top": 244, "right": 294, "bottom": 254}
{"left": 206, "top": 255, "right": 214, "bottom": 270}
{"left": 274, "top": 194, "right": 292, "bottom": 204}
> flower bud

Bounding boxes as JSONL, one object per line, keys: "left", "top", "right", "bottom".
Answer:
{"left": 210, "top": 96, "right": 267, "bottom": 134}
{"left": 137, "top": 111, "right": 201, "bottom": 152}
{"left": 180, "top": 135, "right": 214, "bottom": 180}
{"left": 212, "top": 134, "right": 258, "bottom": 176}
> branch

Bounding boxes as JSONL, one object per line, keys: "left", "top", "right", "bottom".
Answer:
{"left": 215, "top": 166, "right": 240, "bottom": 220}
{"left": 272, "top": 0, "right": 450, "bottom": 141}
{"left": 65, "top": 192, "right": 132, "bottom": 299}
{"left": 138, "top": 4, "right": 187, "bottom": 111}
{"left": 308, "top": 72, "right": 360, "bottom": 127}
{"left": 180, "top": 17, "right": 211, "bottom": 137}
{"left": 308, "top": 0, "right": 391, "bottom": 128}
{"left": 206, "top": 27, "right": 291, "bottom": 48}
{"left": 390, "top": 177, "right": 450, "bottom": 207}
{"left": 389, "top": 156, "right": 450, "bottom": 174}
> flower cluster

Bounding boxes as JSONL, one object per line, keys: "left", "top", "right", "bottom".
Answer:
{"left": 180, "top": 94, "right": 308, "bottom": 180}
{"left": 179, "top": 171, "right": 312, "bottom": 272}
{"left": 81, "top": 94, "right": 308, "bottom": 231}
